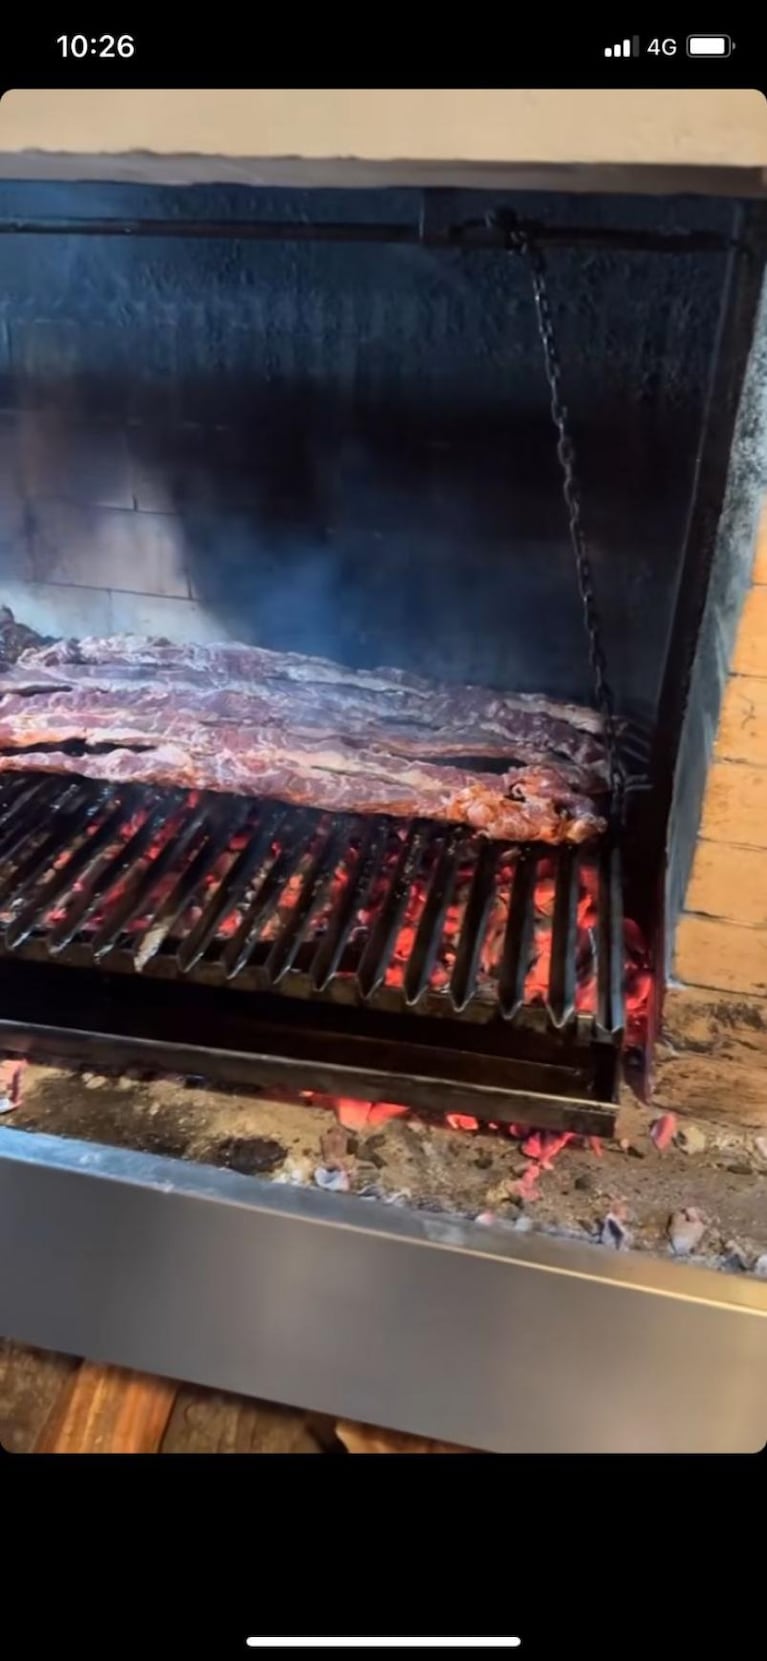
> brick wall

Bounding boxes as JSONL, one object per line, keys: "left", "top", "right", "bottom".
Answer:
{"left": 0, "top": 408, "right": 244, "bottom": 644}
{"left": 675, "top": 504, "right": 767, "bottom": 996}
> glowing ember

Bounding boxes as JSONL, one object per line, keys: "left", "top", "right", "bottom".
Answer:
{"left": 0, "top": 1057, "right": 25, "bottom": 1111}
{"left": 290, "top": 1087, "right": 616, "bottom": 1202}
{"left": 300, "top": 1092, "right": 409, "bottom": 1132}
{"left": 521, "top": 1129, "right": 575, "bottom": 1166}
{"left": 651, "top": 1111, "right": 677, "bottom": 1151}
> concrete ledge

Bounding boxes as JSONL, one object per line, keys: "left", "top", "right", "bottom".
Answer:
{"left": 1, "top": 89, "right": 766, "bottom": 191}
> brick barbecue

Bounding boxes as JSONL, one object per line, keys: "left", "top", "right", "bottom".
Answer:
{"left": 0, "top": 95, "right": 766, "bottom": 1451}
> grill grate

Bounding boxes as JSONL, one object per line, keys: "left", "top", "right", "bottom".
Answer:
{"left": 0, "top": 774, "right": 624, "bottom": 1035}
{"left": 0, "top": 773, "right": 627, "bottom": 1132}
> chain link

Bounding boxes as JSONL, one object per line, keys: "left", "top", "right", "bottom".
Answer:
{"left": 506, "top": 224, "right": 626, "bottom": 825}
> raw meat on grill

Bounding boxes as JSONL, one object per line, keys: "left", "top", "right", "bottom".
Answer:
{"left": 1, "top": 633, "right": 611, "bottom": 775}
{"left": 17, "top": 633, "right": 606, "bottom": 734}
{"left": 0, "top": 684, "right": 607, "bottom": 790}
{"left": 0, "top": 669, "right": 607, "bottom": 774}
{"left": 0, "top": 741, "right": 604, "bottom": 842}
{"left": 0, "top": 630, "right": 610, "bottom": 843}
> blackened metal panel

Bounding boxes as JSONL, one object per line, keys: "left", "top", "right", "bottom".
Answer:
{"left": 0, "top": 180, "right": 735, "bottom": 715}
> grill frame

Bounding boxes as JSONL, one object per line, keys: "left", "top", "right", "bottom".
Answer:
{"left": 0, "top": 772, "right": 626, "bottom": 1132}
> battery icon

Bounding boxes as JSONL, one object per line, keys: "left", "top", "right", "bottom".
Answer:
{"left": 687, "top": 35, "right": 731, "bottom": 56}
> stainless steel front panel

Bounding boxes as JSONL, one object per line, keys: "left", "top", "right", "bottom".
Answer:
{"left": 1, "top": 1125, "right": 765, "bottom": 1452}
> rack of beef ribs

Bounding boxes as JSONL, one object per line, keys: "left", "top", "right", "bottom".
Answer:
{"left": 0, "top": 633, "right": 609, "bottom": 845}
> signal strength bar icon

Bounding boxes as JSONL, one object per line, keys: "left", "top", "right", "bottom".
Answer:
{"left": 604, "top": 36, "right": 640, "bottom": 56}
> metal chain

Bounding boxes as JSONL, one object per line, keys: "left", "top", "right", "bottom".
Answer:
{"left": 506, "top": 225, "right": 627, "bottom": 825}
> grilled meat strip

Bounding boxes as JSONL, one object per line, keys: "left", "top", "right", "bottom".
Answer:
{"left": 2, "top": 634, "right": 611, "bottom": 776}
{"left": 0, "top": 740, "right": 604, "bottom": 842}
{"left": 18, "top": 633, "right": 606, "bottom": 731}
{"left": 0, "top": 633, "right": 609, "bottom": 842}
{"left": 0, "top": 685, "right": 606, "bottom": 791}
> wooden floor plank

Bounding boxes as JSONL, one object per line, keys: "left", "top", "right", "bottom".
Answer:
{"left": 2, "top": 1342, "right": 471, "bottom": 1453}
{"left": 0, "top": 1339, "right": 79, "bottom": 1454}
{"left": 33, "top": 1361, "right": 178, "bottom": 1453}
{"left": 161, "top": 1386, "right": 326, "bottom": 1453}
